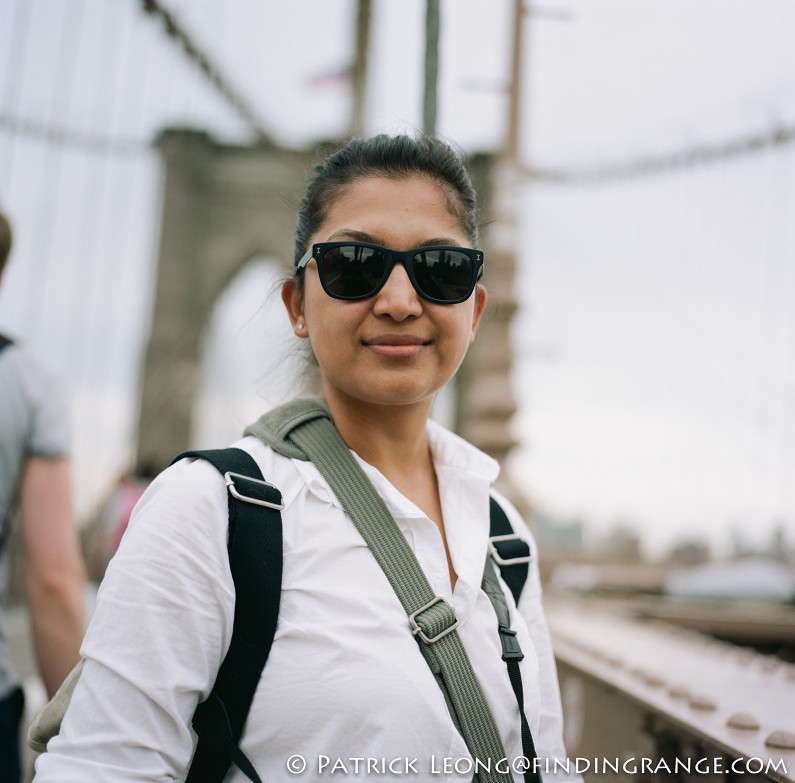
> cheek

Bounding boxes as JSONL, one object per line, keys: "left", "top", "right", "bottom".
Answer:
{"left": 438, "top": 309, "right": 477, "bottom": 363}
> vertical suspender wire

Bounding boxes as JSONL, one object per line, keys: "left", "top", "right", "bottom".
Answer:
{"left": 729, "top": 149, "right": 772, "bottom": 547}
{"left": 775, "top": 147, "right": 795, "bottom": 528}
{"left": 68, "top": 2, "right": 136, "bottom": 516}
{"left": 648, "top": 163, "right": 691, "bottom": 549}
{"left": 0, "top": 0, "right": 32, "bottom": 200}
{"left": 73, "top": 3, "right": 134, "bottom": 389}
{"left": 630, "top": 171, "right": 670, "bottom": 552}
{"left": 765, "top": 143, "right": 795, "bottom": 535}
{"left": 95, "top": 3, "right": 161, "bottom": 486}
{"left": 24, "top": 0, "right": 86, "bottom": 348}
{"left": 62, "top": 0, "right": 124, "bottom": 389}
{"left": 597, "top": 173, "right": 641, "bottom": 538}
{"left": 751, "top": 142, "right": 787, "bottom": 543}
{"left": 672, "top": 159, "right": 706, "bottom": 545}
{"left": 732, "top": 150, "right": 766, "bottom": 541}
{"left": 679, "top": 161, "right": 712, "bottom": 544}
{"left": 695, "top": 158, "right": 733, "bottom": 548}
{"left": 714, "top": 153, "right": 754, "bottom": 552}
{"left": 696, "top": 158, "right": 730, "bottom": 548}
{"left": 649, "top": 169, "right": 685, "bottom": 541}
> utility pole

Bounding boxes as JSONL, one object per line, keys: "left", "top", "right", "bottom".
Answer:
{"left": 457, "top": 0, "right": 525, "bottom": 502}
{"left": 423, "top": 0, "right": 441, "bottom": 136}
{"left": 504, "top": 0, "right": 525, "bottom": 164}
{"left": 350, "top": 0, "right": 371, "bottom": 136}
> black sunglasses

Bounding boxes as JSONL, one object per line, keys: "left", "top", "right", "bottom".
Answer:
{"left": 296, "top": 241, "right": 485, "bottom": 304}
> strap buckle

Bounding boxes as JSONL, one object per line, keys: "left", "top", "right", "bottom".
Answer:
{"left": 224, "top": 472, "right": 285, "bottom": 511}
{"left": 409, "top": 596, "right": 459, "bottom": 645}
{"left": 488, "top": 534, "right": 532, "bottom": 566}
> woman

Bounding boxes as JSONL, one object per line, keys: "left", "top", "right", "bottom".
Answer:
{"left": 34, "top": 134, "right": 574, "bottom": 782}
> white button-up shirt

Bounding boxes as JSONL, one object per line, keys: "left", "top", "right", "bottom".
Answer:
{"left": 35, "top": 420, "right": 574, "bottom": 782}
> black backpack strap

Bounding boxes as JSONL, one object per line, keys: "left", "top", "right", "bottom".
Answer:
{"left": 0, "top": 334, "right": 13, "bottom": 353}
{"left": 488, "top": 496, "right": 532, "bottom": 605}
{"left": 483, "top": 499, "right": 541, "bottom": 783}
{"left": 482, "top": 558, "right": 540, "bottom": 783}
{"left": 171, "top": 448, "right": 284, "bottom": 783}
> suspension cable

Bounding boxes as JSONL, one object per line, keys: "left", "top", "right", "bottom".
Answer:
{"left": 525, "top": 123, "right": 795, "bottom": 184}
{"left": 0, "top": 111, "right": 147, "bottom": 155}
{"left": 139, "top": 0, "right": 273, "bottom": 144}
{"left": 0, "top": 0, "right": 33, "bottom": 195}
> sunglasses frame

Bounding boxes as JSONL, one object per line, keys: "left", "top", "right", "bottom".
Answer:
{"left": 296, "top": 241, "right": 485, "bottom": 304}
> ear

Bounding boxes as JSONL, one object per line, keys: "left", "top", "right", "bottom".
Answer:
{"left": 469, "top": 284, "right": 488, "bottom": 342}
{"left": 281, "top": 278, "right": 307, "bottom": 337}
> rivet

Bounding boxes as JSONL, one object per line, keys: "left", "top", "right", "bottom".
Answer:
{"left": 643, "top": 673, "right": 665, "bottom": 688}
{"left": 689, "top": 695, "right": 717, "bottom": 711}
{"left": 765, "top": 731, "right": 795, "bottom": 750}
{"left": 668, "top": 685, "right": 690, "bottom": 700}
{"left": 727, "top": 713, "right": 760, "bottom": 731}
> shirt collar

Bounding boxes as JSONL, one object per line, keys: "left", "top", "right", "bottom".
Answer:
{"left": 293, "top": 419, "right": 500, "bottom": 517}
{"left": 425, "top": 418, "right": 500, "bottom": 484}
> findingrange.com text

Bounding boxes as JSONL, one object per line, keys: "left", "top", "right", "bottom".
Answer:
{"left": 285, "top": 754, "right": 789, "bottom": 776}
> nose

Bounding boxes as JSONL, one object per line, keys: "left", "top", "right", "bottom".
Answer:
{"left": 372, "top": 262, "right": 422, "bottom": 320}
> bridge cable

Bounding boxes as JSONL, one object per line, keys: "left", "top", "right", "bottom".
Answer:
{"left": 138, "top": 0, "right": 273, "bottom": 145}
{"left": 525, "top": 124, "right": 795, "bottom": 184}
{"left": 0, "top": 0, "right": 33, "bottom": 198}
{"left": 25, "top": 1, "right": 87, "bottom": 343}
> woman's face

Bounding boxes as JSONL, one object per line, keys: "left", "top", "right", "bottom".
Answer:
{"left": 282, "top": 175, "right": 487, "bottom": 412}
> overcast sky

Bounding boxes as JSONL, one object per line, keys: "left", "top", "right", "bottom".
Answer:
{"left": 1, "top": 0, "right": 794, "bottom": 557}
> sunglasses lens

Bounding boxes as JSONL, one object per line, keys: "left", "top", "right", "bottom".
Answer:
{"left": 322, "top": 245, "right": 389, "bottom": 298}
{"left": 412, "top": 249, "right": 475, "bottom": 302}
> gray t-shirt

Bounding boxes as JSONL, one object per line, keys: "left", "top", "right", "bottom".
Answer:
{"left": 0, "top": 339, "right": 70, "bottom": 697}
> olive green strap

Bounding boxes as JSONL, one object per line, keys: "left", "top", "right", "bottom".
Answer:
{"left": 250, "top": 399, "right": 512, "bottom": 783}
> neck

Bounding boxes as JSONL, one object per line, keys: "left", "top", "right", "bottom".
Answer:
{"left": 322, "top": 389, "right": 435, "bottom": 478}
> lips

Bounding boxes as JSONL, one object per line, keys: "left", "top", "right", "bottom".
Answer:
{"left": 363, "top": 334, "right": 429, "bottom": 357}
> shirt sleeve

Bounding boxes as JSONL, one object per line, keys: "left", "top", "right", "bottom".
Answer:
{"left": 24, "top": 351, "right": 71, "bottom": 458}
{"left": 489, "top": 489, "right": 581, "bottom": 782}
{"left": 34, "top": 457, "right": 236, "bottom": 783}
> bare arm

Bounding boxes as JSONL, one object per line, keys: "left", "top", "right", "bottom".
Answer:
{"left": 19, "top": 456, "right": 86, "bottom": 697}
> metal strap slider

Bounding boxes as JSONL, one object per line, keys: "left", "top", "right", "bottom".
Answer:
{"left": 224, "top": 472, "right": 285, "bottom": 510}
{"left": 409, "top": 596, "right": 459, "bottom": 645}
{"left": 488, "top": 534, "right": 532, "bottom": 567}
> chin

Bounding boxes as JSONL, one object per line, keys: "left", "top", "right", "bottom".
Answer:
{"left": 334, "top": 382, "right": 438, "bottom": 409}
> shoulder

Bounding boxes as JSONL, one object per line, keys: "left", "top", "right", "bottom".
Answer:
{"left": 133, "top": 436, "right": 304, "bottom": 533}
{"left": 0, "top": 339, "right": 58, "bottom": 384}
{"left": 489, "top": 488, "right": 537, "bottom": 547}
{"left": 0, "top": 340, "right": 70, "bottom": 455}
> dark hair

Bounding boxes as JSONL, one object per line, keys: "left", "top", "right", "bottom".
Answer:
{"left": 293, "top": 134, "right": 479, "bottom": 270}
{"left": 0, "top": 210, "right": 12, "bottom": 273}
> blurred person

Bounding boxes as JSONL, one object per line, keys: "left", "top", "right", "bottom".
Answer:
{"left": 34, "top": 135, "right": 576, "bottom": 782}
{"left": 0, "top": 209, "right": 86, "bottom": 782}
{"left": 85, "top": 464, "right": 155, "bottom": 582}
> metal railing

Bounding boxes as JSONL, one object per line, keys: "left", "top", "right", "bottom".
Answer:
{"left": 549, "top": 597, "right": 795, "bottom": 782}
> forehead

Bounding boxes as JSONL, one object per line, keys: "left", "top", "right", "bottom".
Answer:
{"left": 317, "top": 175, "right": 469, "bottom": 246}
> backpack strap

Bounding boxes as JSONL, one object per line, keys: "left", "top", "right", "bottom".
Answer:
{"left": 482, "top": 556, "right": 540, "bottom": 783}
{"left": 0, "top": 334, "right": 13, "bottom": 354}
{"left": 488, "top": 496, "right": 531, "bottom": 605}
{"left": 173, "top": 448, "right": 284, "bottom": 783}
